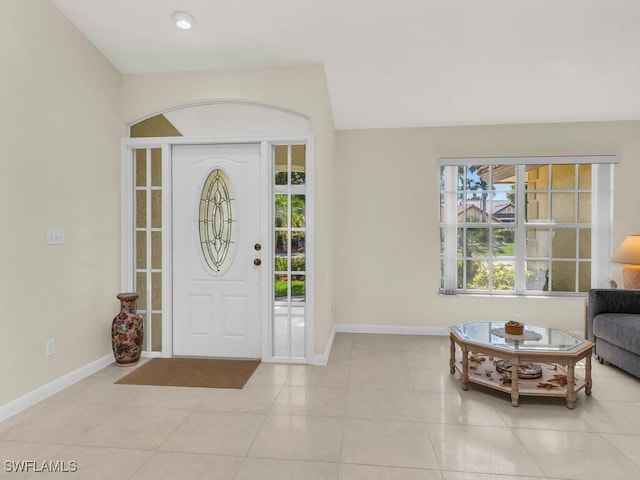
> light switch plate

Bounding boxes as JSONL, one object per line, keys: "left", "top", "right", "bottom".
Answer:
{"left": 46, "top": 338, "right": 56, "bottom": 356}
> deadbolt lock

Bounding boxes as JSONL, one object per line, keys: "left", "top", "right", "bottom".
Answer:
{"left": 254, "top": 243, "right": 262, "bottom": 251}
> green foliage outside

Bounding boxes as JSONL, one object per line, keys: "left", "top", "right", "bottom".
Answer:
{"left": 275, "top": 256, "right": 306, "bottom": 272}
{"left": 494, "top": 243, "right": 515, "bottom": 256}
{"left": 274, "top": 189, "right": 306, "bottom": 298}
{"left": 462, "top": 229, "right": 515, "bottom": 257}
{"left": 275, "top": 279, "right": 305, "bottom": 298}
{"left": 471, "top": 263, "right": 515, "bottom": 290}
{"left": 275, "top": 194, "right": 306, "bottom": 228}
{"left": 457, "top": 227, "right": 515, "bottom": 289}
{"left": 275, "top": 171, "right": 305, "bottom": 186}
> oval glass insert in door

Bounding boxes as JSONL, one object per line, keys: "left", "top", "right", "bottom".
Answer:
{"left": 199, "top": 168, "right": 236, "bottom": 273}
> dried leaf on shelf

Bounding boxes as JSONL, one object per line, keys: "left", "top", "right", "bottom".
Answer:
{"left": 537, "top": 382, "right": 559, "bottom": 390}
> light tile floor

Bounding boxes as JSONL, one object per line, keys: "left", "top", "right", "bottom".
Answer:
{"left": 2, "top": 333, "right": 640, "bottom": 479}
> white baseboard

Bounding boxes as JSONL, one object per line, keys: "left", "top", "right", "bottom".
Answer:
{"left": 335, "top": 323, "right": 449, "bottom": 336}
{"left": 311, "top": 326, "right": 337, "bottom": 366}
{"left": 141, "top": 351, "right": 167, "bottom": 359}
{"left": 0, "top": 354, "right": 114, "bottom": 423}
{"left": 266, "top": 356, "right": 309, "bottom": 365}
{"left": 309, "top": 323, "right": 448, "bottom": 365}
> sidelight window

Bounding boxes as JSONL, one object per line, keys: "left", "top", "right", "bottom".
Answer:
{"left": 134, "top": 147, "right": 163, "bottom": 351}
{"left": 273, "top": 144, "right": 307, "bottom": 358}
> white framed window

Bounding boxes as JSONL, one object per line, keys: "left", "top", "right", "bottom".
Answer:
{"left": 440, "top": 156, "right": 617, "bottom": 296}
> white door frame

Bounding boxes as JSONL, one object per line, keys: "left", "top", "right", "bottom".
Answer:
{"left": 120, "top": 135, "right": 315, "bottom": 363}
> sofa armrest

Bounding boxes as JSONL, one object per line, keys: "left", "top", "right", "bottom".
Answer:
{"left": 587, "top": 289, "right": 640, "bottom": 342}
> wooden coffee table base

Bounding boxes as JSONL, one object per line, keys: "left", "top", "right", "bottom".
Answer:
{"left": 449, "top": 333, "right": 593, "bottom": 409}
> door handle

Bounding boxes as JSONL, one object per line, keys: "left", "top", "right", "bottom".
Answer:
{"left": 253, "top": 258, "right": 262, "bottom": 266}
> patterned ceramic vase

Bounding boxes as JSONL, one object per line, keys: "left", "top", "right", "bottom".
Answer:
{"left": 111, "top": 292, "right": 144, "bottom": 366}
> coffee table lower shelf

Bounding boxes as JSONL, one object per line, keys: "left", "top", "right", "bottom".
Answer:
{"left": 452, "top": 358, "right": 588, "bottom": 408}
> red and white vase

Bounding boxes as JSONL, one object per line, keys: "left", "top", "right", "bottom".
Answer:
{"left": 111, "top": 292, "right": 144, "bottom": 366}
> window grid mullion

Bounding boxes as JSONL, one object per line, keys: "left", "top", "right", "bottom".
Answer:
{"left": 286, "top": 145, "right": 292, "bottom": 357}
{"left": 514, "top": 165, "right": 526, "bottom": 294}
{"left": 145, "top": 148, "right": 153, "bottom": 351}
{"left": 443, "top": 166, "right": 458, "bottom": 293}
{"left": 574, "top": 166, "right": 581, "bottom": 292}
{"left": 488, "top": 166, "right": 497, "bottom": 292}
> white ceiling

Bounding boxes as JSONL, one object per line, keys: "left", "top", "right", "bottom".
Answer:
{"left": 52, "top": 0, "right": 640, "bottom": 130}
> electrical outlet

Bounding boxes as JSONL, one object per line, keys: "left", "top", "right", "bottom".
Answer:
{"left": 47, "top": 228, "right": 65, "bottom": 245}
{"left": 513, "top": 309, "right": 524, "bottom": 317}
{"left": 46, "top": 338, "right": 56, "bottom": 357}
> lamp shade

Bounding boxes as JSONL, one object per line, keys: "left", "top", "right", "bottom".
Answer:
{"left": 610, "top": 235, "right": 640, "bottom": 265}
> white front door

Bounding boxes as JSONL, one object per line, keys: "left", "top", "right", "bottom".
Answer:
{"left": 172, "top": 143, "right": 263, "bottom": 358}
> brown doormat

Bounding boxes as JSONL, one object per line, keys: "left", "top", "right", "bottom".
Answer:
{"left": 115, "top": 357, "right": 260, "bottom": 389}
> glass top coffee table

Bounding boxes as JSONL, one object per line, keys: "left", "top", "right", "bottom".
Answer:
{"left": 449, "top": 321, "right": 594, "bottom": 409}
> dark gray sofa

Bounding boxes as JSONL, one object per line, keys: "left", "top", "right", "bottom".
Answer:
{"left": 587, "top": 289, "right": 640, "bottom": 378}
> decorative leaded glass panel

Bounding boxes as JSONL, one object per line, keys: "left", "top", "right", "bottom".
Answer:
{"left": 199, "top": 169, "right": 236, "bottom": 273}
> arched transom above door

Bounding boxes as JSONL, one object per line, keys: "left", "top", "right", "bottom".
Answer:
{"left": 130, "top": 102, "right": 311, "bottom": 138}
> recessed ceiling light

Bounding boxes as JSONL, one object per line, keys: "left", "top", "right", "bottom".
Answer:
{"left": 173, "top": 11, "right": 194, "bottom": 30}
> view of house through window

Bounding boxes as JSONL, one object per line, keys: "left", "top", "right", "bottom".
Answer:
{"left": 440, "top": 157, "right": 615, "bottom": 295}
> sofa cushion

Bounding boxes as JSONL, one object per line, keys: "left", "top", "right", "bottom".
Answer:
{"left": 592, "top": 313, "right": 640, "bottom": 354}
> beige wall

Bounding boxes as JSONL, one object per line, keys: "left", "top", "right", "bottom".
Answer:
{"left": 0, "top": 0, "right": 124, "bottom": 406}
{"left": 121, "top": 65, "right": 337, "bottom": 355}
{"left": 334, "top": 121, "right": 640, "bottom": 333}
